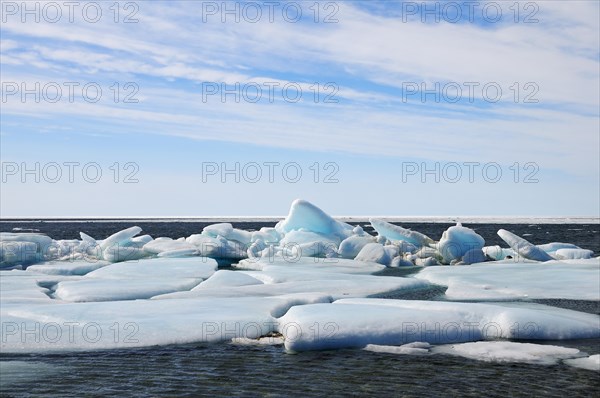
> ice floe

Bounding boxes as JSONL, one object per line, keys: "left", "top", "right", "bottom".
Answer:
{"left": 0, "top": 233, "right": 53, "bottom": 267}
{"left": 99, "top": 226, "right": 142, "bottom": 251}
{"left": 414, "top": 258, "right": 600, "bottom": 300}
{"left": 338, "top": 235, "right": 375, "bottom": 258}
{"left": 435, "top": 224, "right": 485, "bottom": 263}
{"left": 497, "top": 229, "right": 554, "bottom": 262}
{"left": 364, "top": 342, "right": 432, "bottom": 355}
{"left": 369, "top": 219, "right": 433, "bottom": 247}
{"left": 54, "top": 278, "right": 203, "bottom": 302}
{"left": 26, "top": 260, "right": 109, "bottom": 276}
{"left": 278, "top": 299, "right": 600, "bottom": 352}
{"left": 53, "top": 257, "right": 217, "bottom": 302}
{"left": 431, "top": 341, "right": 582, "bottom": 365}
{"left": 203, "top": 223, "right": 253, "bottom": 245}
{"left": 564, "top": 354, "right": 600, "bottom": 371}
{"left": 194, "top": 269, "right": 264, "bottom": 289}
{"left": 354, "top": 243, "right": 398, "bottom": 266}
{"left": 0, "top": 270, "right": 68, "bottom": 304}
{"left": 275, "top": 199, "right": 353, "bottom": 239}
{"left": 0, "top": 294, "right": 329, "bottom": 353}
{"left": 363, "top": 341, "right": 590, "bottom": 366}
{"left": 234, "top": 257, "right": 385, "bottom": 274}
{"left": 554, "top": 248, "right": 594, "bottom": 260}
{"left": 155, "top": 258, "right": 425, "bottom": 300}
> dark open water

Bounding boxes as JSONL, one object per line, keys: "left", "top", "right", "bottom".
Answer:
{"left": 1, "top": 220, "right": 599, "bottom": 397}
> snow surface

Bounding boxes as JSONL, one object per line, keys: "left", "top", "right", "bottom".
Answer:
{"left": 155, "top": 259, "right": 425, "bottom": 300}
{"left": 414, "top": 258, "right": 600, "bottom": 300}
{"left": 196, "top": 270, "right": 264, "bottom": 289}
{"left": 52, "top": 257, "right": 217, "bottom": 302}
{"left": 235, "top": 257, "right": 385, "bottom": 274}
{"left": 143, "top": 239, "right": 197, "bottom": 255}
{"left": 0, "top": 270, "right": 68, "bottom": 304}
{"left": 26, "top": 260, "right": 109, "bottom": 276}
{"left": 54, "top": 278, "right": 204, "bottom": 302}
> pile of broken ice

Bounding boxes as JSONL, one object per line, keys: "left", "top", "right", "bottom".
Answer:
{"left": 1, "top": 199, "right": 598, "bottom": 370}
{"left": 1, "top": 199, "right": 595, "bottom": 268}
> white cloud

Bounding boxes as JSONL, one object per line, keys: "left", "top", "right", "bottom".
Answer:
{"left": 1, "top": 0, "right": 598, "bottom": 179}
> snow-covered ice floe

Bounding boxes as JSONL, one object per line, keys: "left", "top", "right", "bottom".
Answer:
{"left": 234, "top": 257, "right": 385, "bottom": 274}
{"left": 364, "top": 342, "right": 432, "bottom": 355}
{"left": 414, "top": 258, "right": 600, "bottom": 300}
{"left": 431, "top": 341, "right": 582, "bottom": 365}
{"left": 365, "top": 341, "right": 592, "bottom": 367}
{"left": 497, "top": 229, "right": 554, "bottom": 262}
{"left": 278, "top": 299, "right": 600, "bottom": 352}
{"left": 564, "top": 354, "right": 600, "bottom": 371}
{"left": 53, "top": 257, "right": 218, "bottom": 302}
{"left": 1, "top": 294, "right": 330, "bottom": 353}
{"left": 26, "top": 260, "right": 110, "bottom": 276}
{"left": 0, "top": 270, "right": 72, "bottom": 305}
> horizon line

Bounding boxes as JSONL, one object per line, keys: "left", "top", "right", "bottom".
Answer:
{"left": 1, "top": 215, "right": 599, "bottom": 222}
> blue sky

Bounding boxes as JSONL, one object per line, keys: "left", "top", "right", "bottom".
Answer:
{"left": 1, "top": 1, "right": 599, "bottom": 217}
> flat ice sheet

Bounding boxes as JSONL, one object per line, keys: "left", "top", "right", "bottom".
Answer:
{"left": 235, "top": 257, "right": 385, "bottom": 274}
{"left": 0, "top": 270, "right": 71, "bottom": 304}
{"left": 84, "top": 257, "right": 217, "bottom": 280}
{"left": 26, "top": 260, "right": 109, "bottom": 276}
{"left": 1, "top": 294, "right": 330, "bottom": 353}
{"left": 52, "top": 257, "right": 218, "bottom": 302}
{"left": 54, "top": 278, "right": 204, "bottom": 302}
{"left": 413, "top": 259, "right": 600, "bottom": 300}
{"left": 366, "top": 341, "right": 597, "bottom": 367}
{"left": 364, "top": 342, "right": 432, "bottom": 355}
{"left": 155, "top": 276, "right": 426, "bottom": 301}
{"left": 156, "top": 259, "right": 426, "bottom": 300}
{"left": 431, "top": 341, "right": 582, "bottom": 365}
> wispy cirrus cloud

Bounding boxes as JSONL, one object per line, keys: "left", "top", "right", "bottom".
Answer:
{"left": 1, "top": 1, "right": 598, "bottom": 216}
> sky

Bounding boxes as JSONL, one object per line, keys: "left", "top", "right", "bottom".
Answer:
{"left": 1, "top": 0, "right": 599, "bottom": 217}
